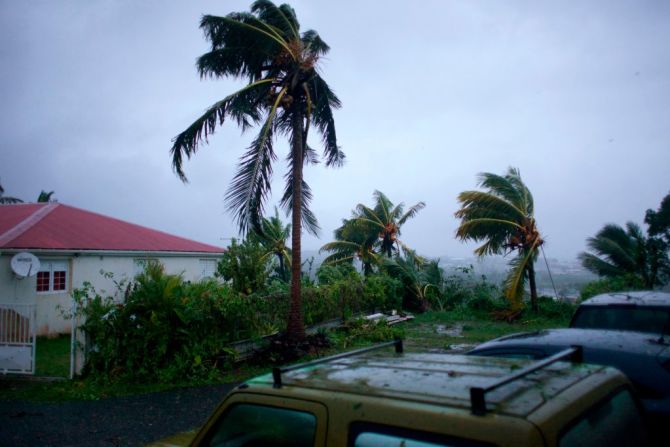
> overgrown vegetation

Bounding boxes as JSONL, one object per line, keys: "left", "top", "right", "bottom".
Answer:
{"left": 66, "top": 262, "right": 403, "bottom": 384}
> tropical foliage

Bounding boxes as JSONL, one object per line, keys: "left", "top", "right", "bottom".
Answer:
{"left": 320, "top": 191, "right": 425, "bottom": 273}
{"left": 455, "top": 167, "right": 543, "bottom": 311}
{"left": 170, "top": 0, "right": 343, "bottom": 339}
{"left": 579, "top": 221, "right": 669, "bottom": 288}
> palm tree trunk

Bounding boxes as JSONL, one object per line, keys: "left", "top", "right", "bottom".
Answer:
{"left": 527, "top": 261, "right": 538, "bottom": 312}
{"left": 287, "top": 110, "right": 305, "bottom": 341}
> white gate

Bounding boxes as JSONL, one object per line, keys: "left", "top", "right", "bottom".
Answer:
{"left": 0, "top": 303, "right": 36, "bottom": 374}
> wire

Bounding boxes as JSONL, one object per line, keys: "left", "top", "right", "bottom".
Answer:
{"left": 541, "top": 246, "right": 559, "bottom": 300}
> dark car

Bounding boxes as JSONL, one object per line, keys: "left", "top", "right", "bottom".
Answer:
{"left": 468, "top": 328, "right": 670, "bottom": 436}
{"left": 570, "top": 291, "right": 670, "bottom": 336}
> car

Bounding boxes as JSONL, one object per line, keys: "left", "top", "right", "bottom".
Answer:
{"left": 468, "top": 328, "right": 670, "bottom": 438}
{"left": 149, "top": 339, "right": 651, "bottom": 447}
{"left": 570, "top": 291, "right": 670, "bottom": 336}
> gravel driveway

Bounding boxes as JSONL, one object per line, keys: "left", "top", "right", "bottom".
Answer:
{"left": 0, "top": 383, "right": 235, "bottom": 447}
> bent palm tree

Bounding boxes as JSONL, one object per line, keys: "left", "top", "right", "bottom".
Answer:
{"left": 170, "top": 1, "right": 343, "bottom": 339}
{"left": 579, "top": 222, "right": 664, "bottom": 288}
{"left": 455, "top": 167, "right": 543, "bottom": 311}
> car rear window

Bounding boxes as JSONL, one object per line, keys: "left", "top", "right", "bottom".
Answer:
{"left": 204, "top": 403, "right": 316, "bottom": 447}
{"left": 571, "top": 306, "right": 670, "bottom": 335}
{"left": 349, "top": 422, "right": 495, "bottom": 447}
{"left": 559, "top": 388, "right": 649, "bottom": 447}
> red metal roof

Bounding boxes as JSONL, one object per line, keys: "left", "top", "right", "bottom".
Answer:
{"left": 0, "top": 203, "right": 225, "bottom": 253}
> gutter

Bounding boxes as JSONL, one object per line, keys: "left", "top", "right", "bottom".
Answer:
{"left": 0, "top": 249, "right": 224, "bottom": 257}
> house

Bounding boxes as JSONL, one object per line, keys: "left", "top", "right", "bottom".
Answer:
{"left": 0, "top": 203, "right": 225, "bottom": 336}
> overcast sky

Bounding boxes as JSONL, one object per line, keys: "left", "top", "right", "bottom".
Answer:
{"left": 1, "top": 0, "right": 669, "bottom": 261}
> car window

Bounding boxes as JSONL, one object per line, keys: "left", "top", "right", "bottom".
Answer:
{"left": 559, "top": 388, "right": 649, "bottom": 447}
{"left": 571, "top": 307, "right": 670, "bottom": 335}
{"left": 204, "top": 403, "right": 316, "bottom": 447}
{"left": 350, "top": 423, "right": 495, "bottom": 447}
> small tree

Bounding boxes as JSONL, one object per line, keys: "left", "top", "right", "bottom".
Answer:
{"left": 217, "top": 238, "right": 271, "bottom": 295}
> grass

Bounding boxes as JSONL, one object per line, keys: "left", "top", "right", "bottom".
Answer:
{"left": 35, "top": 335, "right": 71, "bottom": 377}
{"left": 403, "top": 309, "right": 570, "bottom": 352}
{"left": 1, "top": 308, "right": 572, "bottom": 402}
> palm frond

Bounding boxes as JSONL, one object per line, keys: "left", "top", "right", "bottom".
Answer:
{"left": 279, "top": 176, "right": 320, "bottom": 236}
{"left": 455, "top": 190, "right": 526, "bottom": 222}
{"left": 309, "top": 74, "right": 343, "bottom": 167}
{"left": 397, "top": 201, "right": 426, "bottom": 226}
{"left": 251, "top": 0, "right": 300, "bottom": 41}
{"left": 225, "top": 89, "right": 286, "bottom": 233}
{"left": 503, "top": 244, "right": 539, "bottom": 305}
{"left": 170, "top": 80, "right": 274, "bottom": 181}
{"left": 301, "top": 29, "right": 330, "bottom": 55}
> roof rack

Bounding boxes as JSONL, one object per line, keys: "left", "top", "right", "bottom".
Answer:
{"left": 470, "top": 346, "right": 583, "bottom": 416}
{"left": 272, "top": 338, "right": 403, "bottom": 388}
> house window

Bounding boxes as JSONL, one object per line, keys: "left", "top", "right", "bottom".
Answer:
{"left": 200, "top": 259, "right": 217, "bottom": 278}
{"left": 37, "top": 260, "right": 68, "bottom": 293}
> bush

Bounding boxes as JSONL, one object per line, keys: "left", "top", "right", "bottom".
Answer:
{"left": 579, "top": 274, "right": 646, "bottom": 301}
{"left": 534, "top": 296, "right": 576, "bottom": 321}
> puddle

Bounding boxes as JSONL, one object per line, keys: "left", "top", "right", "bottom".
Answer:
{"left": 435, "top": 324, "right": 463, "bottom": 337}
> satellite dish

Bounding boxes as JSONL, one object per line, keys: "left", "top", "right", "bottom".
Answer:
{"left": 11, "top": 252, "right": 41, "bottom": 278}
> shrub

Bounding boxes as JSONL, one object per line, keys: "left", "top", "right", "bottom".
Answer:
{"left": 579, "top": 274, "right": 646, "bottom": 301}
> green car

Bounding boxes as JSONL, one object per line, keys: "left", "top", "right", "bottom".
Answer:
{"left": 149, "top": 340, "right": 651, "bottom": 447}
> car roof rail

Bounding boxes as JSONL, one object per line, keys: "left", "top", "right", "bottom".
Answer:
{"left": 272, "top": 338, "right": 403, "bottom": 388}
{"left": 470, "top": 346, "right": 583, "bottom": 416}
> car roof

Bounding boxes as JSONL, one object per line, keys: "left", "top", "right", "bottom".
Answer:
{"left": 579, "top": 291, "right": 670, "bottom": 307}
{"left": 247, "top": 352, "right": 610, "bottom": 418}
{"left": 472, "top": 328, "right": 669, "bottom": 356}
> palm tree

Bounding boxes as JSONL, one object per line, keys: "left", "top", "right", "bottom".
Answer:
{"left": 252, "top": 208, "right": 291, "bottom": 281}
{"left": 170, "top": 1, "right": 342, "bottom": 340}
{"left": 320, "top": 218, "right": 379, "bottom": 275}
{"left": 579, "top": 222, "right": 665, "bottom": 288}
{"left": 320, "top": 191, "right": 425, "bottom": 274}
{"left": 0, "top": 180, "right": 23, "bottom": 204}
{"left": 358, "top": 191, "right": 425, "bottom": 257}
{"left": 37, "top": 190, "right": 55, "bottom": 202}
{"left": 455, "top": 167, "right": 543, "bottom": 311}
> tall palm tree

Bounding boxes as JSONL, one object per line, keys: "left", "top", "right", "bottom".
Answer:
{"left": 170, "top": 1, "right": 342, "bottom": 340}
{"left": 252, "top": 208, "right": 291, "bottom": 281}
{"left": 0, "top": 181, "right": 23, "bottom": 204}
{"left": 579, "top": 222, "right": 665, "bottom": 288}
{"left": 320, "top": 218, "right": 379, "bottom": 275}
{"left": 455, "top": 167, "right": 543, "bottom": 311}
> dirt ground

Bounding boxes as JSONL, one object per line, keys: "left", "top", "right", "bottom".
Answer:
{"left": 0, "top": 383, "right": 235, "bottom": 447}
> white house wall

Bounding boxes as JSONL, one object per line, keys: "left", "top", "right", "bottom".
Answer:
{"left": 0, "top": 253, "right": 222, "bottom": 336}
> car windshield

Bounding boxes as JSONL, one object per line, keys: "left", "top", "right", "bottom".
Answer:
{"left": 571, "top": 306, "right": 670, "bottom": 335}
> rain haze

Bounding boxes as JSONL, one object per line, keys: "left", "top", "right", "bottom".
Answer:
{"left": 1, "top": 0, "right": 669, "bottom": 263}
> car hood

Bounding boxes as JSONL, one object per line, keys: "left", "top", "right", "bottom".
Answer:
{"left": 145, "top": 429, "right": 197, "bottom": 447}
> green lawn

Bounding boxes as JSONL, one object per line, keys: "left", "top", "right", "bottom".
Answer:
{"left": 403, "top": 310, "right": 570, "bottom": 352}
{"left": 36, "top": 335, "right": 71, "bottom": 377}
